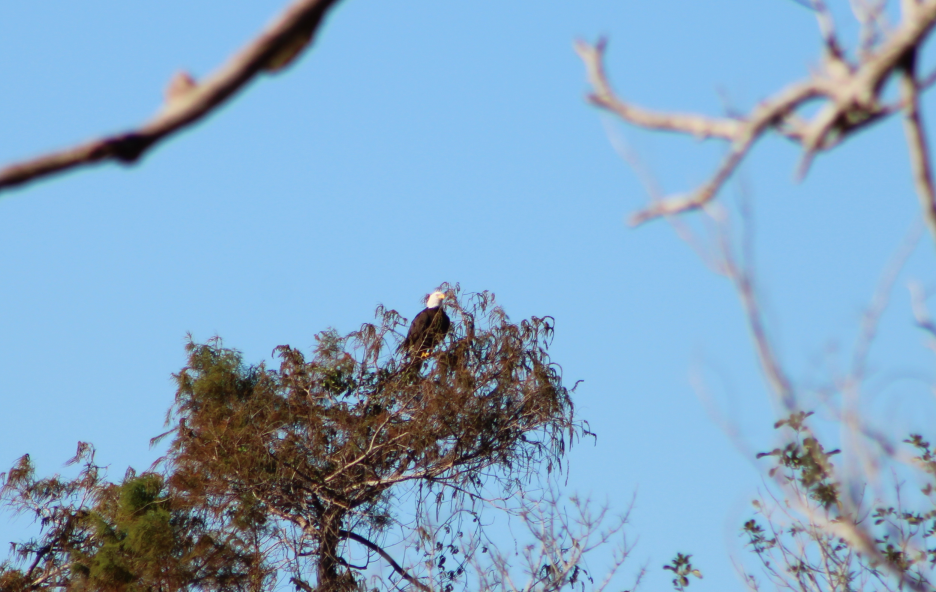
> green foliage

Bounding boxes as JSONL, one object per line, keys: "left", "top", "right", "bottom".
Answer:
{"left": 663, "top": 553, "right": 701, "bottom": 592}
{"left": 1, "top": 289, "right": 582, "bottom": 592}
{"left": 741, "top": 518, "right": 774, "bottom": 555}
{"left": 0, "top": 451, "right": 266, "bottom": 592}
{"left": 0, "top": 569, "right": 29, "bottom": 592}
{"left": 757, "top": 412, "right": 841, "bottom": 510}
{"left": 742, "top": 415, "right": 936, "bottom": 592}
{"left": 162, "top": 288, "right": 579, "bottom": 590}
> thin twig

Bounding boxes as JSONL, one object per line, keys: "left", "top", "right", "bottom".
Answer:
{"left": 910, "top": 281, "right": 936, "bottom": 340}
{"left": 899, "top": 52, "right": 936, "bottom": 247}
{"left": 811, "top": 0, "right": 848, "bottom": 60}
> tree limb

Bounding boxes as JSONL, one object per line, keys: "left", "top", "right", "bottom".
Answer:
{"left": 575, "top": 39, "right": 741, "bottom": 141}
{"left": 339, "top": 529, "right": 430, "bottom": 592}
{"left": 0, "top": 0, "right": 343, "bottom": 193}
{"left": 578, "top": 0, "right": 936, "bottom": 228}
{"left": 899, "top": 51, "right": 936, "bottom": 245}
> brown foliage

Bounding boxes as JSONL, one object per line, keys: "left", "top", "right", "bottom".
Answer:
{"left": 163, "top": 287, "right": 580, "bottom": 591}
{"left": 1, "top": 288, "right": 583, "bottom": 592}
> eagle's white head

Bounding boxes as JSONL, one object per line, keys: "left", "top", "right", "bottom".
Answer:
{"left": 426, "top": 291, "right": 446, "bottom": 309}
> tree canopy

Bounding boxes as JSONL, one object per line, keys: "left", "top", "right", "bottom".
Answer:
{"left": 1, "top": 288, "right": 584, "bottom": 592}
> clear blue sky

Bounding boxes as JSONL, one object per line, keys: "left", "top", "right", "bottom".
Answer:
{"left": 2, "top": 1, "right": 936, "bottom": 590}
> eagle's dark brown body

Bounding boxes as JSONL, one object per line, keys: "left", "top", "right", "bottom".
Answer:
{"left": 400, "top": 304, "right": 450, "bottom": 355}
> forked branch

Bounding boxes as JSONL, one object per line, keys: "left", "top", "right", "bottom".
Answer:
{"left": 577, "top": 1, "right": 936, "bottom": 237}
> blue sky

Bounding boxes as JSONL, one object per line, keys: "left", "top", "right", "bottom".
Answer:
{"left": 3, "top": 1, "right": 936, "bottom": 590}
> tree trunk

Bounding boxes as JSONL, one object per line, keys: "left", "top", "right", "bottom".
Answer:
{"left": 316, "top": 508, "right": 354, "bottom": 592}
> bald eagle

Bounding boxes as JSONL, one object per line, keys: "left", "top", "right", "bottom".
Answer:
{"left": 399, "top": 291, "right": 450, "bottom": 356}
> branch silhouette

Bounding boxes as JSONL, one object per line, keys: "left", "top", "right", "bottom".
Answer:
{"left": 0, "top": 0, "right": 342, "bottom": 193}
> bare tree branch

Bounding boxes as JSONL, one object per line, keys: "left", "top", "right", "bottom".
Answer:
{"left": 575, "top": 39, "right": 741, "bottom": 141}
{"left": 0, "top": 0, "right": 342, "bottom": 193}
{"left": 910, "top": 281, "right": 936, "bottom": 342}
{"left": 576, "top": 39, "right": 821, "bottom": 226}
{"left": 339, "top": 530, "right": 430, "bottom": 592}
{"left": 577, "top": 0, "right": 936, "bottom": 231}
{"left": 899, "top": 52, "right": 936, "bottom": 244}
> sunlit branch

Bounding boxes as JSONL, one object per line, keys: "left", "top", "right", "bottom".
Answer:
{"left": 0, "top": 0, "right": 343, "bottom": 193}
{"left": 899, "top": 53, "right": 936, "bottom": 246}
{"left": 578, "top": 0, "right": 936, "bottom": 232}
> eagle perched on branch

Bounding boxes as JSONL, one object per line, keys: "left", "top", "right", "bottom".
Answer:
{"left": 399, "top": 291, "right": 450, "bottom": 356}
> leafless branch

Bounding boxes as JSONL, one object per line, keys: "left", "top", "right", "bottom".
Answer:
{"left": 810, "top": 0, "right": 846, "bottom": 60}
{"left": 717, "top": 217, "right": 797, "bottom": 411}
{"left": 575, "top": 39, "right": 741, "bottom": 142}
{"left": 899, "top": 52, "right": 936, "bottom": 244}
{"left": 577, "top": 1, "right": 936, "bottom": 233}
{"left": 339, "top": 530, "right": 430, "bottom": 592}
{"left": 0, "top": 0, "right": 342, "bottom": 193}
{"left": 460, "top": 491, "right": 636, "bottom": 592}
{"left": 588, "top": 5, "right": 936, "bottom": 590}
{"left": 910, "top": 281, "right": 936, "bottom": 341}
{"left": 600, "top": 118, "right": 724, "bottom": 271}
{"left": 851, "top": 0, "right": 890, "bottom": 57}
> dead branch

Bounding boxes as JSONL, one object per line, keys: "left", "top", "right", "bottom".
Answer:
{"left": 0, "top": 0, "right": 342, "bottom": 193}
{"left": 899, "top": 51, "right": 936, "bottom": 244}
{"left": 577, "top": 1, "right": 936, "bottom": 233}
{"left": 339, "top": 530, "right": 430, "bottom": 592}
{"left": 575, "top": 39, "right": 741, "bottom": 141}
